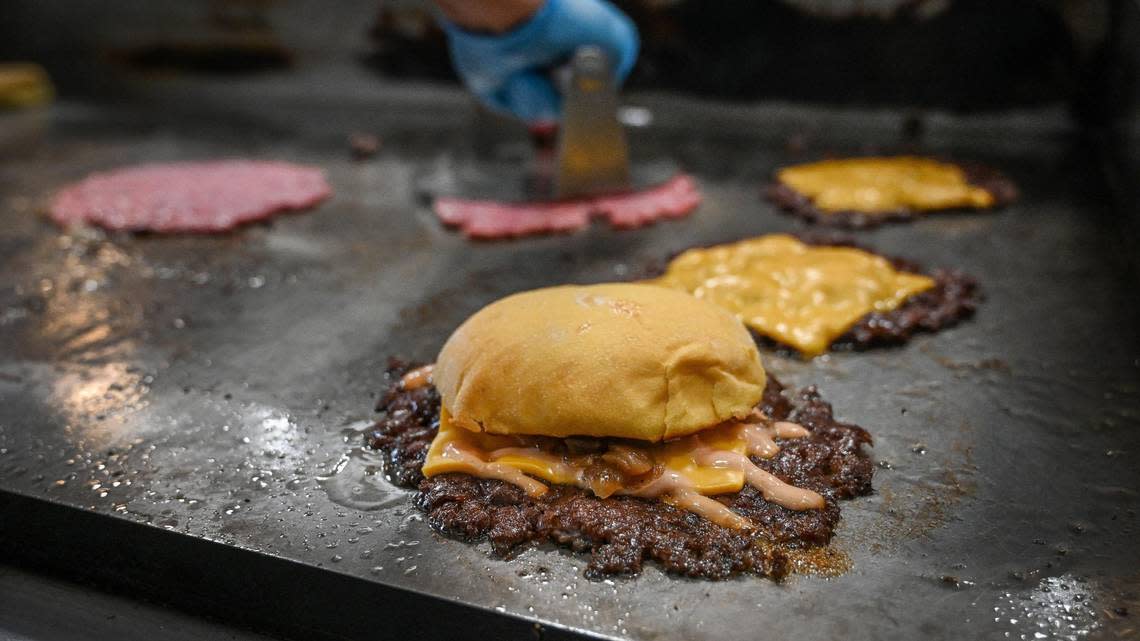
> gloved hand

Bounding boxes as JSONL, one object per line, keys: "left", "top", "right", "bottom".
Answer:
{"left": 438, "top": 0, "right": 639, "bottom": 124}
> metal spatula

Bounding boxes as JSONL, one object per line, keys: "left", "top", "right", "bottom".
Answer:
{"left": 553, "top": 45, "right": 631, "bottom": 199}
{"left": 415, "top": 46, "right": 675, "bottom": 204}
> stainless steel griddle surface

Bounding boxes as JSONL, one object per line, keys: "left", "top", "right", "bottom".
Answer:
{"left": 1, "top": 81, "right": 1138, "bottom": 641}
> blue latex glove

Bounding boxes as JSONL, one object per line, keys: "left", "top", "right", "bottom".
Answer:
{"left": 438, "top": 0, "right": 639, "bottom": 124}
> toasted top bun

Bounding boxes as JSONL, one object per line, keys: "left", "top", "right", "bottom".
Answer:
{"left": 434, "top": 283, "right": 766, "bottom": 442}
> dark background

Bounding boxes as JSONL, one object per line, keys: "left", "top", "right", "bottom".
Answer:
{"left": 2, "top": 0, "right": 1138, "bottom": 123}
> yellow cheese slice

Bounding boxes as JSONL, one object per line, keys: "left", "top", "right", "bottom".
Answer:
{"left": 423, "top": 409, "right": 746, "bottom": 496}
{"left": 777, "top": 156, "right": 994, "bottom": 213}
{"left": 422, "top": 408, "right": 825, "bottom": 528}
{"left": 649, "top": 234, "right": 935, "bottom": 356}
{"left": 0, "top": 63, "right": 54, "bottom": 109}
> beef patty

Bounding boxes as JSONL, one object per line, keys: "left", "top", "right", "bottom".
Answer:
{"left": 641, "top": 234, "right": 981, "bottom": 356}
{"left": 766, "top": 162, "right": 1018, "bottom": 229}
{"left": 433, "top": 174, "right": 701, "bottom": 240}
{"left": 49, "top": 160, "right": 331, "bottom": 233}
{"left": 367, "top": 359, "right": 874, "bottom": 580}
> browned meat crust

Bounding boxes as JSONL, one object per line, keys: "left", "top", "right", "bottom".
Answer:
{"left": 831, "top": 267, "right": 978, "bottom": 351}
{"left": 765, "top": 161, "right": 1019, "bottom": 229}
{"left": 367, "top": 360, "right": 874, "bottom": 580}
{"left": 641, "top": 234, "right": 981, "bottom": 356}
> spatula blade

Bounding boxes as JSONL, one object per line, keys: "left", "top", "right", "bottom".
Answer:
{"left": 554, "top": 46, "right": 631, "bottom": 200}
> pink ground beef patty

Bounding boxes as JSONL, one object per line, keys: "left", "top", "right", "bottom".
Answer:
{"left": 49, "top": 160, "right": 331, "bottom": 233}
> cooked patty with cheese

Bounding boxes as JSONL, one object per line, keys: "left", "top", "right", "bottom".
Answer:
{"left": 368, "top": 283, "right": 875, "bottom": 579}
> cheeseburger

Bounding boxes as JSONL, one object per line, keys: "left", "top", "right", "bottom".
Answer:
{"left": 406, "top": 282, "right": 824, "bottom": 529}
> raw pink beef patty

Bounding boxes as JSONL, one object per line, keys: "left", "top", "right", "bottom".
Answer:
{"left": 49, "top": 160, "right": 331, "bottom": 233}
{"left": 433, "top": 174, "right": 701, "bottom": 240}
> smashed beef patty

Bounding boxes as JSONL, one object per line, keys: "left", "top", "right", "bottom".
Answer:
{"left": 49, "top": 160, "right": 330, "bottom": 233}
{"left": 367, "top": 359, "right": 873, "bottom": 580}
{"left": 642, "top": 235, "right": 980, "bottom": 356}
{"left": 433, "top": 174, "right": 701, "bottom": 240}
{"left": 766, "top": 160, "right": 1018, "bottom": 229}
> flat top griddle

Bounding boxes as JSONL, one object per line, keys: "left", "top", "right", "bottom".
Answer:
{"left": 1, "top": 80, "right": 1138, "bottom": 641}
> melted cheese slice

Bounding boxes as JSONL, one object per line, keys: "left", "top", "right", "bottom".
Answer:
{"left": 778, "top": 156, "right": 994, "bottom": 213}
{"left": 423, "top": 409, "right": 823, "bottom": 529}
{"left": 649, "top": 234, "right": 935, "bottom": 356}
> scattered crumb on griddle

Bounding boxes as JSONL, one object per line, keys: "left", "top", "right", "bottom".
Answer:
{"left": 349, "top": 132, "right": 381, "bottom": 160}
{"left": 368, "top": 358, "right": 873, "bottom": 580}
